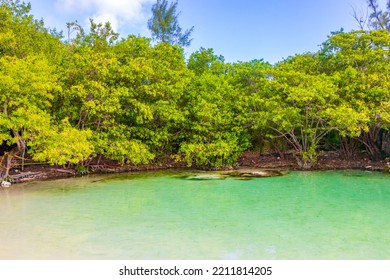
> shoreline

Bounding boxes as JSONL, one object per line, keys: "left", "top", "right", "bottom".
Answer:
{"left": 3, "top": 151, "right": 389, "bottom": 185}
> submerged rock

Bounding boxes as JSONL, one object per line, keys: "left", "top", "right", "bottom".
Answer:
{"left": 180, "top": 168, "right": 287, "bottom": 181}
{"left": 184, "top": 173, "right": 228, "bottom": 180}
{"left": 227, "top": 168, "right": 287, "bottom": 178}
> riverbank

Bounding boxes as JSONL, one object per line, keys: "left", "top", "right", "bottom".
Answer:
{"left": 3, "top": 151, "right": 389, "bottom": 184}
{"left": 238, "top": 151, "right": 389, "bottom": 171}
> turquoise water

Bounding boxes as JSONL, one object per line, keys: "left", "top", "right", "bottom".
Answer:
{"left": 0, "top": 170, "right": 389, "bottom": 259}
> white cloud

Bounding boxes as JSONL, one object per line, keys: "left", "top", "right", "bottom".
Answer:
{"left": 56, "top": 0, "right": 154, "bottom": 32}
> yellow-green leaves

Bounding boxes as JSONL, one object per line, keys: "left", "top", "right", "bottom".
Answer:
{"left": 0, "top": 55, "right": 57, "bottom": 110}
{"left": 255, "top": 55, "right": 338, "bottom": 167}
{"left": 180, "top": 140, "right": 241, "bottom": 168}
{"left": 321, "top": 30, "right": 390, "bottom": 159}
{"left": 2, "top": 0, "right": 390, "bottom": 171}
{"left": 0, "top": 55, "right": 57, "bottom": 154}
{"left": 32, "top": 123, "right": 94, "bottom": 165}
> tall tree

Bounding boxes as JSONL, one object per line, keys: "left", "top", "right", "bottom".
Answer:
{"left": 148, "top": 0, "right": 194, "bottom": 47}
{"left": 351, "top": 1, "right": 390, "bottom": 31}
{"left": 319, "top": 30, "right": 390, "bottom": 160}
{"left": 258, "top": 54, "right": 338, "bottom": 169}
{"left": 367, "top": 0, "right": 390, "bottom": 31}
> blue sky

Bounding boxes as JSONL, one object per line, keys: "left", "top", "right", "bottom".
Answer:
{"left": 27, "top": 0, "right": 386, "bottom": 64}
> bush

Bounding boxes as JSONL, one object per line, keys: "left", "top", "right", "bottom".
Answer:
{"left": 179, "top": 140, "right": 242, "bottom": 169}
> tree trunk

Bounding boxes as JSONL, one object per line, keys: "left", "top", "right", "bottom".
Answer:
{"left": 1, "top": 130, "right": 26, "bottom": 180}
{"left": 379, "top": 129, "right": 390, "bottom": 157}
{"left": 360, "top": 125, "right": 382, "bottom": 161}
{"left": 340, "top": 137, "right": 359, "bottom": 160}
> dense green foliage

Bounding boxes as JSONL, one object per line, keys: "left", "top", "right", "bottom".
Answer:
{"left": 0, "top": 0, "right": 389, "bottom": 177}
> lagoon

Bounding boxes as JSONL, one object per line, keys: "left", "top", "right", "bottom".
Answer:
{"left": 0, "top": 170, "right": 389, "bottom": 259}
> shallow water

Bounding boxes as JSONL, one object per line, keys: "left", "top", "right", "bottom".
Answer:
{"left": 0, "top": 170, "right": 389, "bottom": 259}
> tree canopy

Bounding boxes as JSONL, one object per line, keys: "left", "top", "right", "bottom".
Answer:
{"left": 0, "top": 0, "right": 389, "bottom": 179}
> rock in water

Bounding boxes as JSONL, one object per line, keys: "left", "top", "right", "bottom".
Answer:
{"left": 185, "top": 174, "right": 227, "bottom": 180}
{"left": 1, "top": 181, "right": 11, "bottom": 188}
{"left": 228, "top": 168, "right": 286, "bottom": 178}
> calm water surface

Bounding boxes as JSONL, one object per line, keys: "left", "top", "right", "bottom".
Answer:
{"left": 0, "top": 170, "right": 389, "bottom": 259}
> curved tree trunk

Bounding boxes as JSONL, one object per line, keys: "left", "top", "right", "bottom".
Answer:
{"left": 340, "top": 136, "right": 360, "bottom": 160}
{"left": 360, "top": 125, "right": 382, "bottom": 161}
{"left": 1, "top": 130, "right": 26, "bottom": 181}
